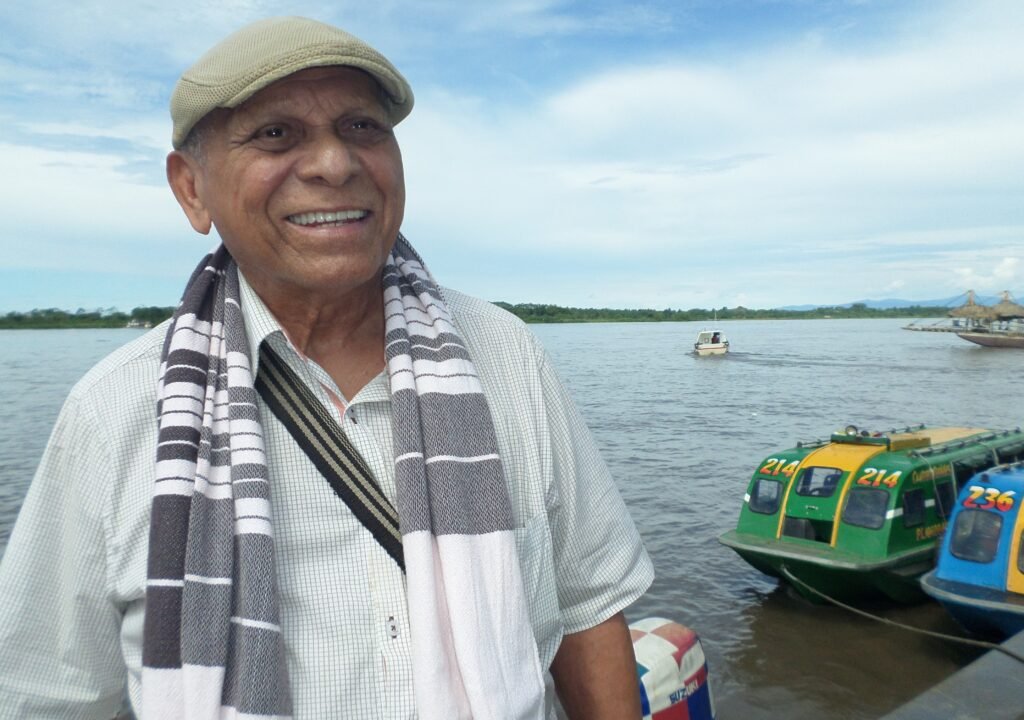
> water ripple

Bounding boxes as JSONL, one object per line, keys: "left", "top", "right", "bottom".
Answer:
{"left": 533, "top": 318, "right": 1020, "bottom": 719}
{"left": 3, "top": 321, "right": 1019, "bottom": 718}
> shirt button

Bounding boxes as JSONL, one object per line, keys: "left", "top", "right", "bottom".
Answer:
{"left": 387, "top": 615, "right": 399, "bottom": 639}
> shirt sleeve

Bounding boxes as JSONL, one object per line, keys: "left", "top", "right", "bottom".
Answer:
{"left": 0, "top": 393, "right": 127, "bottom": 719}
{"left": 537, "top": 349, "right": 655, "bottom": 634}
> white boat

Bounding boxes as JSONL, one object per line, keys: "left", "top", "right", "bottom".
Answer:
{"left": 694, "top": 329, "right": 728, "bottom": 356}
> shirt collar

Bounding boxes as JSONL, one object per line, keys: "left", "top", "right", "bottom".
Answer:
{"left": 238, "top": 270, "right": 286, "bottom": 377}
{"left": 237, "top": 269, "right": 391, "bottom": 404}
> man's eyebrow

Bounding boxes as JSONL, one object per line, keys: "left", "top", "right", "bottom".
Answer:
{"left": 233, "top": 102, "right": 294, "bottom": 122}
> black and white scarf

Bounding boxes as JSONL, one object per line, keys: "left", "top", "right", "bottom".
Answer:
{"left": 142, "top": 237, "right": 545, "bottom": 719}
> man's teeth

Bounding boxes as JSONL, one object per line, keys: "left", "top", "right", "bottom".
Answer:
{"left": 288, "top": 210, "right": 367, "bottom": 225}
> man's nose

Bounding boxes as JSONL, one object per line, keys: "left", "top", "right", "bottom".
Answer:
{"left": 295, "top": 131, "right": 360, "bottom": 185}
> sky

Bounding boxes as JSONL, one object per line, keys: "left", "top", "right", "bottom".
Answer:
{"left": 1, "top": 0, "right": 1022, "bottom": 312}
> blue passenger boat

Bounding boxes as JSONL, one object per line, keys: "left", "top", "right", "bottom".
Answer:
{"left": 920, "top": 463, "right": 1024, "bottom": 637}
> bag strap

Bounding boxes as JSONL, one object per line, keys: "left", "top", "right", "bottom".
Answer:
{"left": 254, "top": 341, "right": 405, "bottom": 571}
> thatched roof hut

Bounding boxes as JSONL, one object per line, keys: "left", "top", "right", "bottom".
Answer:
{"left": 990, "top": 291, "right": 1024, "bottom": 320}
{"left": 948, "top": 290, "right": 996, "bottom": 320}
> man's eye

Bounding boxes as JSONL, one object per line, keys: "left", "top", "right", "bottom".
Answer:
{"left": 340, "top": 118, "right": 392, "bottom": 143}
{"left": 247, "top": 124, "right": 297, "bottom": 150}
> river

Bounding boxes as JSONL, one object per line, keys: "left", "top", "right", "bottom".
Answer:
{"left": 2, "top": 319, "right": 1021, "bottom": 718}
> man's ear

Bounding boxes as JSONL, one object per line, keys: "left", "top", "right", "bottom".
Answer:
{"left": 166, "top": 151, "right": 213, "bottom": 235}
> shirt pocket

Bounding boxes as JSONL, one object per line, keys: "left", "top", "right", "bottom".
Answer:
{"left": 513, "top": 514, "right": 563, "bottom": 668}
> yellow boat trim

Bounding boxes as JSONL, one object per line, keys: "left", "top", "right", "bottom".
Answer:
{"left": 1007, "top": 502, "right": 1024, "bottom": 595}
{"left": 775, "top": 441, "right": 888, "bottom": 543}
{"left": 890, "top": 426, "right": 988, "bottom": 448}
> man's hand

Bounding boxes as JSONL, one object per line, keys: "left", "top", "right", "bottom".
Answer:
{"left": 550, "top": 611, "right": 641, "bottom": 719}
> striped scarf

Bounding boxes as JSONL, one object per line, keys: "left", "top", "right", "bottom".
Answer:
{"left": 142, "top": 237, "right": 545, "bottom": 719}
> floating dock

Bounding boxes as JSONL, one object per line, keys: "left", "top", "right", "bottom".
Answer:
{"left": 881, "top": 629, "right": 1024, "bottom": 719}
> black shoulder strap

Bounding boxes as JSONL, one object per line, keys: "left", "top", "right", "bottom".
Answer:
{"left": 254, "top": 341, "right": 405, "bottom": 571}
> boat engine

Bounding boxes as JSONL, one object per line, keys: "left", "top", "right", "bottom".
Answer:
{"left": 631, "top": 617, "right": 715, "bottom": 720}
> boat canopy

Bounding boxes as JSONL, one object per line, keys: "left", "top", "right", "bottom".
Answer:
{"left": 990, "top": 291, "right": 1024, "bottom": 320}
{"left": 695, "top": 330, "right": 724, "bottom": 343}
{"left": 948, "top": 290, "right": 996, "bottom": 320}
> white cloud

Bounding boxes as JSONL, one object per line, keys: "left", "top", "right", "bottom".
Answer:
{"left": 0, "top": 142, "right": 196, "bottom": 270}
{"left": 954, "top": 258, "right": 1024, "bottom": 293}
{"left": 21, "top": 119, "right": 168, "bottom": 150}
{"left": 397, "top": 0, "right": 1024, "bottom": 307}
{"left": 388, "top": 0, "right": 676, "bottom": 37}
{"left": 3, "top": 0, "right": 1023, "bottom": 309}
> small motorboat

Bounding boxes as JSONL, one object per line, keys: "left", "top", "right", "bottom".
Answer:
{"left": 694, "top": 329, "right": 728, "bottom": 356}
{"left": 719, "top": 424, "right": 1024, "bottom": 603}
{"left": 920, "top": 463, "right": 1024, "bottom": 638}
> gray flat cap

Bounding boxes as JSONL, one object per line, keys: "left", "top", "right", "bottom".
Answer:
{"left": 170, "top": 16, "right": 414, "bottom": 149}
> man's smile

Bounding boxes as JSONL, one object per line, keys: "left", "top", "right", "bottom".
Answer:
{"left": 287, "top": 209, "right": 369, "bottom": 226}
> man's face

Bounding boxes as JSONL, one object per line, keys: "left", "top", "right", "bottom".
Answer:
{"left": 172, "top": 66, "right": 406, "bottom": 308}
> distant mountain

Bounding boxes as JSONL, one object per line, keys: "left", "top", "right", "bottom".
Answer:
{"left": 777, "top": 292, "right": 1020, "bottom": 312}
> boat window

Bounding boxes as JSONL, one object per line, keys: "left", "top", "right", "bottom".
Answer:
{"left": 952, "top": 457, "right": 996, "bottom": 489}
{"left": 749, "top": 479, "right": 783, "bottom": 515}
{"left": 996, "top": 442, "right": 1024, "bottom": 463}
{"left": 795, "top": 466, "right": 843, "bottom": 498}
{"left": 841, "top": 488, "right": 888, "bottom": 530}
{"left": 950, "top": 509, "right": 1003, "bottom": 564}
{"left": 934, "top": 482, "right": 956, "bottom": 519}
{"left": 782, "top": 516, "right": 821, "bottom": 541}
{"left": 1018, "top": 532, "right": 1024, "bottom": 574}
{"left": 902, "top": 489, "right": 926, "bottom": 528}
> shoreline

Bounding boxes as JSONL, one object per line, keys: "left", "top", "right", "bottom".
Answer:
{"left": 0, "top": 303, "right": 950, "bottom": 330}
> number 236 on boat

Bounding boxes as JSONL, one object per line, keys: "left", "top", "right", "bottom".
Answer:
{"left": 718, "top": 424, "right": 1024, "bottom": 603}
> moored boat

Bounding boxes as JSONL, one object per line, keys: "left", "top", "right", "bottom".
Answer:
{"left": 719, "top": 425, "right": 1024, "bottom": 603}
{"left": 694, "top": 329, "right": 728, "bottom": 356}
{"left": 904, "top": 290, "right": 1024, "bottom": 348}
{"left": 954, "top": 329, "right": 1024, "bottom": 349}
{"left": 920, "top": 463, "right": 1024, "bottom": 638}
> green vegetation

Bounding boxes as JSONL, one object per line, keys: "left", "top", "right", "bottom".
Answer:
{"left": 492, "top": 302, "right": 952, "bottom": 324}
{"left": 0, "top": 301, "right": 951, "bottom": 329}
{"left": 0, "top": 307, "right": 174, "bottom": 329}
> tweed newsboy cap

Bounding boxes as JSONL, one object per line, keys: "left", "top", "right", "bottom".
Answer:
{"left": 170, "top": 16, "right": 414, "bottom": 149}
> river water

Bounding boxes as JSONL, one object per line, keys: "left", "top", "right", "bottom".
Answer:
{"left": 2, "top": 319, "right": 1021, "bottom": 719}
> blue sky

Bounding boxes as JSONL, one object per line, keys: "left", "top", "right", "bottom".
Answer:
{"left": 2, "top": 0, "right": 1022, "bottom": 311}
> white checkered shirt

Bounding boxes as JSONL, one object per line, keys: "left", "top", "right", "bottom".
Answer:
{"left": 0, "top": 276, "right": 654, "bottom": 719}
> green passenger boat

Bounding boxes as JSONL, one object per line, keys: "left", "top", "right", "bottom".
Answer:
{"left": 719, "top": 425, "right": 1024, "bottom": 603}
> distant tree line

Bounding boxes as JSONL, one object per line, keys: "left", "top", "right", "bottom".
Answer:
{"left": 491, "top": 302, "right": 952, "bottom": 324}
{"left": 0, "top": 306, "right": 175, "bottom": 329}
{"left": 0, "top": 301, "right": 951, "bottom": 329}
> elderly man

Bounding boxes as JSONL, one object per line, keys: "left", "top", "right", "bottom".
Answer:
{"left": 0, "top": 17, "right": 653, "bottom": 720}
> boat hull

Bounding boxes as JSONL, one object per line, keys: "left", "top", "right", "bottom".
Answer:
{"left": 956, "top": 332, "right": 1024, "bottom": 348}
{"left": 720, "top": 531, "right": 932, "bottom": 603}
{"left": 694, "top": 343, "right": 728, "bottom": 356}
{"left": 920, "top": 571, "right": 1024, "bottom": 638}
